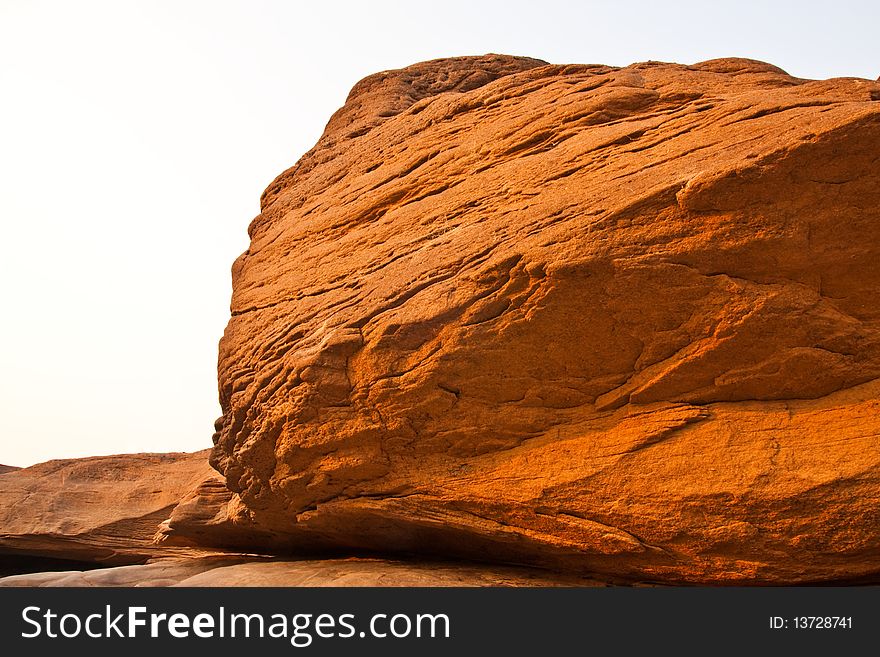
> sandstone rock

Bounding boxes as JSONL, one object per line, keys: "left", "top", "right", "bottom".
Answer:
{"left": 0, "top": 556, "right": 243, "bottom": 587}
{"left": 0, "top": 451, "right": 216, "bottom": 566}
{"left": 0, "top": 556, "right": 600, "bottom": 587}
{"left": 169, "top": 54, "right": 880, "bottom": 584}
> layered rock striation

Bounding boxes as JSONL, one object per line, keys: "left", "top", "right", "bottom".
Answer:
{"left": 168, "top": 55, "right": 879, "bottom": 583}
{"left": 0, "top": 451, "right": 215, "bottom": 568}
{"left": 0, "top": 451, "right": 592, "bottom": 586}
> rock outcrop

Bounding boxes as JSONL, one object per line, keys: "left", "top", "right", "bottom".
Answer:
{"left": 0, "top": 451, "right": 215, "bottom": 567}
{"left": 164, "top": 54, "right": 880, "bottom": 585}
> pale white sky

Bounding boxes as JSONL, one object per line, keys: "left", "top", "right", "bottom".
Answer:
{"left": 1, "top": 0, "right": 877, "bottom": 466}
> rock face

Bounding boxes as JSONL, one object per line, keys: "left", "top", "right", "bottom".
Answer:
{"left": 171, "top": 54, "right": 880, "bottom": 584}
{"left": 0, "top": 451, "right": 215, "bottom": 567}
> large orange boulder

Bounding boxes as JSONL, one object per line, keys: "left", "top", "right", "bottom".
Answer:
{"left": 175, "top": 55, "right": 880, "bottom": 583}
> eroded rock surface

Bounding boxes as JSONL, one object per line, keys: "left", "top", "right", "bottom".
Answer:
{"left": 167, "top": 54, "right": 880, "bottom": 584}
{"left": 0, "top": 451, "right": 215, "bottom": 565}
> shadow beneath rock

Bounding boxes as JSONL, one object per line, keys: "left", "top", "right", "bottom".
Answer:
{"left": 0, "top": 554, "right": 110, "bottom": 577}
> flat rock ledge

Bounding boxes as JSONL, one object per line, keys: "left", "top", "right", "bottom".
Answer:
{"left": 0, "top": 557, "right": 602, "bottom": 587}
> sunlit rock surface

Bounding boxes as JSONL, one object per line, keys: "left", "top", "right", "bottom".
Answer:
{"left": 163, "top": 54, "right": 880, "bottom": 584}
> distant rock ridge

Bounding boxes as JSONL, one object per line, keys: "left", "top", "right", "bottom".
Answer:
{"left": 0, "top": 451, "right": 215, "bottom": 566}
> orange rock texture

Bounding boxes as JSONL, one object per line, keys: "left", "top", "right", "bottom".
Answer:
{"left": 175, "top": 55, "right": 880, "bottom": 583}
